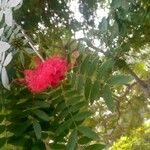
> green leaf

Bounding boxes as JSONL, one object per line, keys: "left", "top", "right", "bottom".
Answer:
{"left": 80, "top": 55, "right": 91, "bottom": 74}
{"left": 33, "top": 101, "right": 50, "bottom": 108}
{"left": 70, "top": 73, "right": 76, "bottom": 86}
{"left": 64, "top": 90, "right": 77, "bottom": 98}
{"left": 54, "top": 101, "right": 66, "bottom": 113}
{"left": 49, "top": 144, "right": 66, "bottom": 150}
{"left": 78, "top": 137, "right": 92, "bottom": 145}
{"left": 51, "top": 96, "right": 63, "bottom": 106}
{"left": 14, "top": 121, "right": 31, "bottom": 137}
{"left": 121, "top": 0, "right": 129, "bottom": 10}
{"left": 87, "top": 56, "right": 99, "bottom": 76}
{"left": 8, "top": 137, "right": 28, "bottom": 147}
{"left": 78, "top": 126, "right": 99, "bottom": 140}
{"left": 97, "top": 58, "right": 114, "bottom": 80}
{"left": 33, "top": 109, "right": 49, "bottom": 121}
{"left": 49, "top": 88, "right": 62, "bottom": 99}
{"left": 107, "top": 75, "right": 133, "bottom": 86}
{"left": 111, "top": 0, "right": 122, "bottom": 9}
{"left": 69, "top": 101, "right": 86, "bottom": 113}
{"left": 90, "top": 80, "right": 100, "bottom": 104}
{"left": 83, "top": 144, "right": 105, "bottom": 150}
{"left": 103, "top": 85, "right": 114, "bottom": 111}
{"left": 56, "top": 119, "right": 72, "bottom": 136}
{"left": 99, "top": 17, "right": 108, "bottom": 34}
{"left": 57, "top": 109, "right": 69, "bottom": 121}
{"left": 84, "top": 78, "right": 92, "bottom": 100}
{"left": 16, "top": 98, "right": 29, "bottom": 105}
{"left": 31, "top": 146, "right": 41, "bottom": 150}
{"left": 19, "top": 52, "right": 25, "bottom": 66}
{"left": 67, "top": 130, "right": 78, "bottom": 150}
{"left": 33, "top": 120, "right": 42, "bottom": 140}
{"left": 0, "top": 125, "right": 5, "bottom": 134}
{"left": 75, "top": 75, "right": 84, "bottom": 92}
{"left": 111, "top": 21, "right": 119, "bottom": 39}
{"left": 0, "top": 138, "right": 6, "bottom": 148}
{"left": 0, "top": 115, "right": 4, "bottom": 122}
{"left": 74, "top": 111, "right": 92, "bottom": 121}
{"left": 66, "top": 95, "right": 84, "bottom": 106}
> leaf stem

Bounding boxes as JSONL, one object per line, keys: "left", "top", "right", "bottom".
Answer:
{"left": 61, "top": 85, "right": 78, "bottom": 129}
{"left": 15, "top": 23, "right": 44, "bottom": 62}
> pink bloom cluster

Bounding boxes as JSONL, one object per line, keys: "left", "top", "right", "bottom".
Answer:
{"left": 22, "top": 56, "right": 68, "bottom": 93}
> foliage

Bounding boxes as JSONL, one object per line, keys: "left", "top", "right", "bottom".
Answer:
{"left": 89, "top": 94, "right": 150, "bottom": 145}
{"left": 14, "top": 0, "right": 71, "bottom": 30}
{"left": 0, "top": 46, "right": 134, "bottom": 149}
{"left": 109, "top": 124, "right": 150, "bottom": 150}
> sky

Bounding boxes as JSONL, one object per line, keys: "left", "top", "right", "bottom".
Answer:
{"left": 69, "top": 0, "right": 109, "bottom": 48}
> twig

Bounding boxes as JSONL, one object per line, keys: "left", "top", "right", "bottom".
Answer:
{"left": 126, "top": 67, "right": 150, "bottom": 98}
{"left": 119, "top": 82, "right": 137, "bottom": 98}
{"left": 20, "top": 29, "right": 44, "bottom": 62}
{"left": 77, "top": 38, "right": 107, "bottom": 56}
{"left": 127, "top": 68, "right": 146, "bottom": 88}
{"left": 43, "top": 139, "right": 50, "bottom": 150}
{"left": 15, "top": 23, "right": 44, "bottom": 62}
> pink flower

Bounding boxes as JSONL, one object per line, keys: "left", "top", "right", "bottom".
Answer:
{"left": 21, "top": 56, "right": 68, "bottom": 93}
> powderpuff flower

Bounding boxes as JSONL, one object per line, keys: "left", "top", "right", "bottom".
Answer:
{"left": 22, "top": 56, "right": 68, "bottom": 93}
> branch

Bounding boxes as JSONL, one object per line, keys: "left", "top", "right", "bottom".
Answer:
{"left": 127, "top": 67, "right": 150, "bottom": 98}
{"left": 127, "top": 67, "right": 146, "bottom": 88}
{"left": 15, "top": 23, "right": 44, "bottom": 62}
{"left": 77, "top": 38, "right": 107, "bottom": 56}
{"left": 43, "top": 139, "right": 50, "bottom": 150}
{"left": 119, "top": 82, "right": 137, "bottom": 98}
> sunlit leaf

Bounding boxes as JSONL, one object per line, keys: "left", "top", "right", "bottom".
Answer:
{"left": 8, "top": 0, "right": 22, "bottom": 7}
{"left": 0, "top": 64, "right": 2, "bottom": 74}
{"left": 0, "top": 28, "right": 4, "bottom": 36}
{"left": 5, "top": 8, "right": 13, "bottom": 26}
{"left": 1, "top": 67, "right": 10, "bottom": 90}
{"left": 3, "top": 52, "right": 12, "bottom": 66}
{"left": 0, "top": 10, "right": 3, "bottom": 22}
{"left": 0, "top": 41, "right": 10, "bottom": 53}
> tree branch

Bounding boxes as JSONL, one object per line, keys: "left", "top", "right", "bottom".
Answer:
{"left": 119, "top": 82, "right": 137, "bottom": 98}
{"left": 77, "top": 38, "right": 107, "bottom": 56}
{"left": 127, "top": 68, "right": 146, "bottom": 88}
{"left": 127, "top": 67, "right": 150, "bottom": 98}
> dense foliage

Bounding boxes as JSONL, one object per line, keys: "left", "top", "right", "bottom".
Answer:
{"left": 110, "top": 124, "right": 150, "bottom": 150}
{"left": 0, "top": 0, "right": 150, "bottom": 149}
